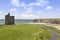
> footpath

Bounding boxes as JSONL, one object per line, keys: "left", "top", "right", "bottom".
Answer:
{"left": 39, "top": 24, "right": 60, "bottom": 40}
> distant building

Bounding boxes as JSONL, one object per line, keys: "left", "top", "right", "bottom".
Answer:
{"left": 5, "top": 13, "right": 15, "bottom": 25}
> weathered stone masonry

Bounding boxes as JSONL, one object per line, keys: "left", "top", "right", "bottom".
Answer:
{"left": 5, "top": 13, "right": 15, "bottom": 25}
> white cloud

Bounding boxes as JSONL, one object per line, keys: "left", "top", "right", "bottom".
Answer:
{"left": 11, "top": 0, "right": 20, "bottom": 7}
{"left": 57, "top": 8, "right": 60, "bottom": 11}
{"left": 10, "top": 8, "right": 17, "bottom": 12}
{"left": 27, "top": 0, "right": 49, "bottom": 6}
{"left": 13, "top": 13, "right": 40, "bottom": 19}
{"left": 0, "top": 11, "right": 6, "bottom": 19}
{"left": 11, "top": 0, "right": 49, "bottom": 7}
{"left": 0, "top": 11, "right": 41, "bottom": 19}
{"left": 45, "top": 6, "right": 52, "bottom": 10}
{"left": 11, "top": 0, "right": 26, "bottom": 7}
{"left": 20, "top": 2, "right": 26, "bottom": 6}
{"left": 0, "top": 11, "right": 2, "bottom": 14}
{"left": 36, "top": 0, "right": 49, "bottom": 6}
{"left": 37, "top": 11, "right": 42, "bottom": 13}
{"left": 24, "top": 6, "right": 33, "bottom": 9}
{"left": 27, "top": 3, "right": 35, "bottom": 6}
{"left": 24, "top": 7, "right": 33, "bottom": 13}
{"left": 9, "top": 8, "right": 41, "bottom": 19}
{"left": 10, "top": 0, "right": 50, "bottom": 19}
{"left": 25, "top": 10, "right": 32, "bottom": 13}
{"left": 20, "top": 14, "right": 36, "bottom": 19}
{"left": 21, "top": 14, "right": 30, "bottom": 17}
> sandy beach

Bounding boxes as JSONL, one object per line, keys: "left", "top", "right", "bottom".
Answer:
{"left": 53, "top": 24, "right": 60, "bottom": 30}
{"left": 28, "top": 23, "right": 60, "bottom": 30}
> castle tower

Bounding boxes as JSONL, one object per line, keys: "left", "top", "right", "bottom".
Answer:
{"left": 5, "top": 13, "right": 15, "bottom": 25}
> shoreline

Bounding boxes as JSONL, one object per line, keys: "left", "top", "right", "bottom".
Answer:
{"left": 0, "top": 23, "right": 60, "bottom": 30}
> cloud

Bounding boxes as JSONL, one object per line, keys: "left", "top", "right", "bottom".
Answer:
{"left": 14, "top": 13, "right": 34, "bottom": 19}
{"left": 0, "top": 11, "right": 6, "bottom": 19}
{"left": 17, "top": 11, "right": 41, "bottom": 19}
{"left": 0, "top": 11, "right": 2, "bottom": 14}
{"left": 20, "top": 2, "right": 26, "bottom": 6}
{"left": 11, "top": 0, "right": 49, "bottom": 7}
{"left": 8, "top": 8, "right": 41, "bottom": 19}
{"left": 35, "top": 0, "right": 49, "bottom": 6}
{"left": 27, "top": 3, "right": 35, "bottom": 6}
{"left": 27, "top": 0, "right": 49, "bottom": 6}
{"left": 24, "top": 7, "right": 33, "bottom": 13}
{"left": 10, "top": 0, "right": 50, "bottom": 19}
{"left": 10, "top": 8, "right": 17, "bottom": 12}
{"left": 11, "top": 0, "right": 26, "bottom": 7}
{"left": 0, "top": 11, "right": 41, "bottom": 19}
{"left": 45, "top": 6, "right": 52, "bottom": 10}
{"left": 11, "top": 0, "right": 20, "bottom": 7}
{"left": 37, "top": 11, "right": 42, "bottom": 13}
{"left": 56, "top": 8, "right": 60, "bottom": 11}
{"left": 21, "top": 14, "right": 34, "bottom": 18}
{"left": 20, "top": 13, "right": 37, "bottom": 19}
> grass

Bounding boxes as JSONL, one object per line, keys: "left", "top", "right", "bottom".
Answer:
{"left": 45, "top": 25, "right": 60, "bottom": 34}
{"left": 57, "top": 38, "right": 60, "bottom": 40}
{"left": 0, "top": 24, "right": 51, "bottom": 40}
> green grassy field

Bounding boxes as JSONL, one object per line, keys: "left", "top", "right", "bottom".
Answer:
{"left": 57, "top": 38, "right": 60, "bottom": 40}
{"left": 0, "top": 24, "right": 51, "bottom": 40}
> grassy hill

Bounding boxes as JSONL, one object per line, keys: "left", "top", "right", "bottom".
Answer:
{"left": 0, "top": 24, "right": 51, "bottom": 40}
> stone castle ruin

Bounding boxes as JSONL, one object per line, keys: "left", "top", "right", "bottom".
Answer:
{"left": 5, "top": 13, "right": 15, "bottom": 25}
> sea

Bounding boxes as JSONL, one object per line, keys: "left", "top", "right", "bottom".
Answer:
{"left": 0, "top": 19, "right": 33, "bottom": 24}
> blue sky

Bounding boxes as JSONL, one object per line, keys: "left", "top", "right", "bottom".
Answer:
{"left": 0, "top": 0, "right": 60, "bottom": 19}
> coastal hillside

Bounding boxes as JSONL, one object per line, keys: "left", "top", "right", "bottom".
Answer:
{"left": 0, "top": 24, "right": 51, "bottom": 40}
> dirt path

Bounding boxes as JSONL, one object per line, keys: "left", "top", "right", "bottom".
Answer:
{"left": 39, "top": 25, "right": 60, "bottom": 40}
